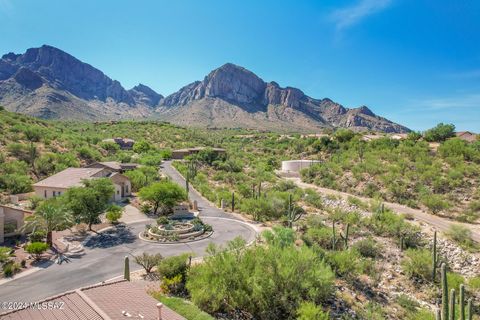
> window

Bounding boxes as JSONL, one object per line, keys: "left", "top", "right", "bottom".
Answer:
{"left": 117, "top": 190, "right": 120, "bottom": 195}
{"left": 53, "top": 191, "right": 56, "bottom": 197}
{"left": 44, "top": 190, "right": 47, "bottom": 198}
{"left": 125, "top": 185, "right": 129, "bottom": 193}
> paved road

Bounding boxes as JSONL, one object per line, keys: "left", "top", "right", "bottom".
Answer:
{"left": 289, "top": 177, "right": 480, "bottom": 242}
{"left": 0, "top": 162, "right": 256, "bottom": 303}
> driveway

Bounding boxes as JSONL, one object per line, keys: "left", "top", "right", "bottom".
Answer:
{"left": 288, "top": 177, "right": 480, "bottom": 242}
{"left": 0, "top": 162, "right": 257, "bottom": 303}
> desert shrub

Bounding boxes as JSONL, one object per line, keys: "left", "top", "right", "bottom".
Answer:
{"left": 105, "top": 204, "right": 123, "bottom": 223}
{"left": 401, "top": 248, "right": 432, "bottom": 281}
{"left": 296, "top": 302, "right": 329, "bottom": 320}
{"left": 325, "top": 249, "right": 360, "bottom": 280}
{"left": 396, "top": 294, "right": 420, "bottom": 313}
{"left": 160, "top": 274, "right": 184, "bottom": 295}
{"left": 424, "top": 123, "right": 455, "bottom": 142}
{"left": 2, "top": 261, "right": 20, "bottom": 277}
{"left": 447, "top": 272, "right": 465, "bottom": 294}
{"left": 156, "top": 216, "right": 169, "bottom": 225}
{"left": 29, "top": 230, "right": 46, "bottom": 242}
{"left": 421, "top": 194, "right": 450, "bottom": 214}
{"left": 157, "top": 253, "right": 189, "bottom": 280}
{"left": 303, "top": 189, "right": 324, "bottom": 209}
{"left": 353, "top": 237, "right": 381, "bottom": 258}
{"left": 302, "top": 225, "right": 332, "bottom": 249}
{"left": 468, "top": 276, "right": 480, "bottom": 292}
{"left": 187, "top": 238, "right": 334, "bottom": 319}
{"left": 76, "top": 146, "right": 101, "bottom": 161}
{"left": 134, "top": 252, "right": 163, "bottom": 274}
{"left": 0, "top": 173, "right": 33, "bottom": 194}
{"left": 445, "top": 224, "right": 475, "bottom": 250}
{"left": 25, "top": 242, "right": 49, "bottom": 260}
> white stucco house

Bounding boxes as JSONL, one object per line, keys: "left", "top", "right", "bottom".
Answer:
{"left": 32, "top": 167, "right": 131, "bottom": 202}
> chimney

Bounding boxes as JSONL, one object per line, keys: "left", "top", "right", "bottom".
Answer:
{"left": 156, "top": 303, "right": 163, "bottom": 320}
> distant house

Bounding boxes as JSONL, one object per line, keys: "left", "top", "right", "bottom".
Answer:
{"left": 102, "top": 137, "right": 135, "bottom": 150}
{"left": 32, "top": 167, "right": 131, "bottom": 202}
{"left": 455, "top": 131, "right": 478, "bottom": 143}
{"left": 86, "top": 161, "right": 139, "bottom": 173}
{"left": 0, "top": 205, "right": 33, "bottom": 244}
{"left": 0, "top": 279, "right": 185, "bottom": 320}
{"left": 172, "top": 147, "right": 226, "bottom": 160}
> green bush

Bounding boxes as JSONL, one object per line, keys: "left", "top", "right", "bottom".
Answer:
{"left": 105, "top": 204, "right": 123, "bottom": 223}
{"left": 157, "top": 253, "right": 189, "bottom": 280}
{"left": 401, "top": 248, "right": 432, "bottom": 281}
{"left": 25, "top": 242, "right": 49, "bottom": 260}
{"left": 326, "top": 249, "right": 360, "bottom": 279}
{"left": 445, "top": 224, "right": 476, "bottom": 250}
{"left": 187, "top": 238, "right": 334, "bottom": 319}
{"left": 424, "top": 123, "right": 455, "bottom": 142}
{"left": 296, "top": 302, "right": 329, "bottom": 320}
{"left": 467, "top": 276, "right": 480, "bottom": 292}
{"left": 353, "top": 237, "right": 381, "bottom": 258}
{"left": 302, "top": 226, "right": 332, "bottom": 249}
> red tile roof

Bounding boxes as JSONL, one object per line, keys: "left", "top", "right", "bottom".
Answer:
{"left": 1, "top": 280, "right": 185, "bottom": 320}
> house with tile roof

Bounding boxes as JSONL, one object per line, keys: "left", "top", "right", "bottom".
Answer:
{"left": 32, "top": 167, "right": 131, "bottom": 202}
{"left": 86, "top": 161, "right": 139, "bottom": 173}
{"left": 0, "top": 279, "right": 185, "bottom": 320}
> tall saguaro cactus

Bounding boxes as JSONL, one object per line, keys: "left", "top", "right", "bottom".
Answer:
{"left": 467, "top": 299, "right": 473, "bottom": 320}
{"left": 124, "top": 256, "right": 130, "bottom": 281}
{"left": 432, "top": 231, "right": 442, "bottom": 282}
{"left": 441, "top": 263, "right": 449, "bottom": 320}
{"left": 449, "top": 289, "right": 455, "bottom": 320}
{"left": 231, "top": 192, "right": 235, "bottom": 212}
{"left": 285, "top": 193, "right": 303, "bottom": 228}
{"left": 459, "top": 284, "right": 465, "bottom": 320}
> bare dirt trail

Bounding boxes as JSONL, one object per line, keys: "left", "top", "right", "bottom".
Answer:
{"left": 287, "top": 177, "right": 480, "bottom": 242}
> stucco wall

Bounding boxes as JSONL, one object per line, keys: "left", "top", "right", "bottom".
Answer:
{"left": 0, "top": 205, "right": 33, "bottom": 243}
{"left": 34, "top": 186, "right": 68, "bottom": 199}
{"left": 281, "top": 160, "right": 322, "bottom": 173}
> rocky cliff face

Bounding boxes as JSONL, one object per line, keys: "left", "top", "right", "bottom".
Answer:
{"left": 158, "top": 63, "right": 410, "bottom": 133}
{"left": 0, "top": 45, "right": 160, "bottom": 119}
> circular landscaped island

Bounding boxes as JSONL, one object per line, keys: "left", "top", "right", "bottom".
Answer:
{"left": 140, "top": 217, "right": 212, "bottom": 243}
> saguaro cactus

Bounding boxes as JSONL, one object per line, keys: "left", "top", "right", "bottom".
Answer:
{"left": 459, "top": 284, "right": 465, "bottom": 320}
{"left": 449, "top": 289, "right": 455, "bottom": 320}
{"left": 441, "top": 263, "right": 448, "bottom": 320}
{"left": 285, "top": 193, "right": 303, "bottom": 228}
{"left": 331, "top": 221, "right": 350, "bottom": 250}
{"left": 258, "top": 182, "right": 262, "bottom": 198}
{"left": 432, "top": 231, "right": 442, "bottom": 282}
{"left": 231, "top": 192, "right": 235, "bottom": 212}
{"left": 124, "top": 256, "right": 130, "bottom": 281}
{"left": 467, "top": 299, "right": 473, "bottom": 320}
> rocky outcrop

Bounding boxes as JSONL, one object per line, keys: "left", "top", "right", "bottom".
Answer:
{"left": 129, "top": 84, "right": 163, "bottom": 107}
{"left": 158, "top": 63, "right": 410, "bottom": 133}
{"left": 0, "top": 45, "right": 161, "bottom": 119}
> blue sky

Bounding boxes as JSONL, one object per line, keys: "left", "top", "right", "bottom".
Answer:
{"left": 1, "top": 0, "right": 479, "bottom": 131}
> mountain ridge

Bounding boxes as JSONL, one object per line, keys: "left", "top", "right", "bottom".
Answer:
{"left": 0, "top": 45, "right": 409, "bottom": 133}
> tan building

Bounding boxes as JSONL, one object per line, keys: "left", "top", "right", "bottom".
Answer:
{"left": 0, "top": 205, "right": 33, "bottom": 244}
{"left": 455, "top": 131, "right": 478, "bottom": 143}
{"left": 172, "top": 147, "right": 226, "bottom": 160}
{"left": 32, "top": 167, "right": 131, "bottom": 202}
{"left": 86, "top": 161, "right": 139, "bottom": 173}
{"left": 1, "top": 279, "right": 184, "bottom": 320}
{"left": 102, "top": 137, "right": 135, "bottom": 150}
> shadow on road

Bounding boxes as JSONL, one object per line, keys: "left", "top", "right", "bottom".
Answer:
{"left": 84, "top": 225, "right": 136, "bottom": 248}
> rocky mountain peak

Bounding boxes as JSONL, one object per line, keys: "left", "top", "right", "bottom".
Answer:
{"left": 129, "top": 83, "right": 163, "bottom": 107}
{"left": 202, "top": 63, "right": 267, "bottom": 104}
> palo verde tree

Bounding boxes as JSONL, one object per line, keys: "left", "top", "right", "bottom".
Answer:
{"left": 63, "top": 178, "right": 115, "bottom": 230}
{"left": 139, "top": 180, "right": 187, "bottom": 215}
